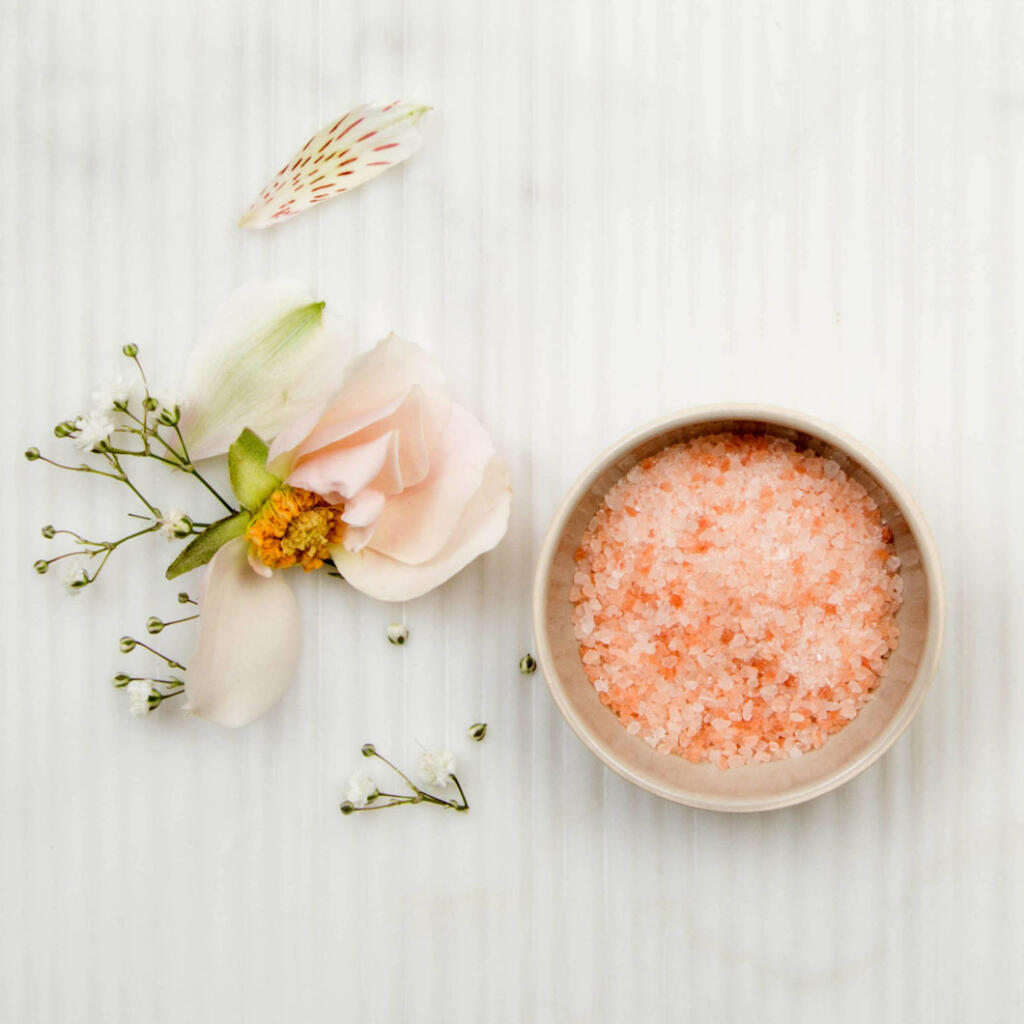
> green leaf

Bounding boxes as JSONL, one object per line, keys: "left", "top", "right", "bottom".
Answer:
{"left": 228, "top": 428, "right": 282, "bottom": 511}
{"left": 165, "top": 511, "right": 251, "bottom": 580}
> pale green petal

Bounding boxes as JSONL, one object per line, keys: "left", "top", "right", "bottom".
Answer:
{"left": 179, "top": 280, "right": 352, "bottom": 460}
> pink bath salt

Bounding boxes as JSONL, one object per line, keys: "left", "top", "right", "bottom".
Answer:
{"left": 569, "top": 433, "right": 903, "bottom": 769}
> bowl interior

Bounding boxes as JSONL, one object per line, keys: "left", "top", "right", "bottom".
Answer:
{"left": 537, "top": 411, "right": 940, "bottom": 811}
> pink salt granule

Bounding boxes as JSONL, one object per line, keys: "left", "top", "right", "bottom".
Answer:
{"left": 570, "top": 433, "right": 903, "bottom": 769}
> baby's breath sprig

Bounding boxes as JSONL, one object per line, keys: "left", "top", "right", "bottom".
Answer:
{"left": 27, "top": 346, "right": 236, "bottom": 598}
{"left": 26, "top": 347, "right": 236, "bottom": 570}
{"left": 114, "top": 608, "right": 192, "bottom": 715}
{"left": 339, "top": 731, "right": 485, "bottom": 816}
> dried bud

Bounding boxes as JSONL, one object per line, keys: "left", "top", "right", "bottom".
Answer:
{"left": 146, "top": 616, "right": 164, "bottom": 635}
{"left": 519, "top": 653, "right": 537, "bottom": 675}
{"left": 468, "top": 722, "right": 488, "bottom": 742}
{"left": 339, "top": 802, "right": 356, "bottom": 816}
{"left": 41, "top": 524, "right": 55, "bottom": 539}
{"left": 33, "top": 559, "right": 49, "bottom": 575}
{"left": 158, "top": 405, "right": 180, "bottom": 426}
{"left": 121, "top": 343, "right": 138, "bottom": 358}
{"left": 177, "top": 592, "right": 192, "bottom": 605}
{"left": 361, "top": 743, "right": 376, "bottom": 758}
{"left": 142, "top": 396, "right": 158, "bottom": 412}
{"left": 24, "top": 447, "right": 41, "bottom": 461}
{"left": 385, "top": 622, "right": 409, "bottom": 646}
{"left": 119, "top": 636, "right": 137, "bottom": 653}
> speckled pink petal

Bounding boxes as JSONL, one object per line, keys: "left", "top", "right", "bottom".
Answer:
{"left": 239, "top": 101, "right": 429, "bottom": 229}
{"left": 331, "top": 456, "right": 511, "bottom": 602}
{"left": 185, "top": 538, "right": 301, "bottom": 727}
{"left": 358, "top": 403, "right": 497, "bottom": 566}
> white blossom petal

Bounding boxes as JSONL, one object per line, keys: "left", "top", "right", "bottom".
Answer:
{"left": 239, "top": 101, "right": 429, "bottom": 229}
{"left": 178, "top": 280, "right": 351, "bottom": 461}
{"left": 331, "top": 455, "right": 511, "bottom": 602}
{"left": 185, "top": 537, "right": 301, "bottom": 727}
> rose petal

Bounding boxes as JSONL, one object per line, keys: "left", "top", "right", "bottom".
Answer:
{"left": 362, "top": 402, "right": 495, "bottom": 565}
{"left": 286, "top": 431, "right": 396, "bottom": 501}
{"left": 238, "top": 101, "right": 429, "bottom": 230}
{"left": 340, "top": 488, "right": 387, "bottom": 528}
{"left": 331, "top": 455, "right": 511, "bottom": 601}
{"left": 179, "top": 280, "right": 351, "bottom": 461}
{"left": 290, "top": 335, "right": 450, "bottom": 460}
{"left": 185, "top": 537, "right": 301, "bottom": 727}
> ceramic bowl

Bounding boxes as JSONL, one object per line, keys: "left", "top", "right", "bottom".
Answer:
{"left": 532, "top": 404, "right": 944, "bottom": 812}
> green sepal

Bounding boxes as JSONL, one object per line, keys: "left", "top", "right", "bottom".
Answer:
{"left": 228, "top": 428, "right": 282, "bottom": 512}
{"left": 165, "top": 511, "right": 251, "bottom": 580}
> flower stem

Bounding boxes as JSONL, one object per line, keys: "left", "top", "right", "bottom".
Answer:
{"left": 450, "top": 774, "right": 470, "bottom": 811}
{"left": 131, "top": 640, "right": 185, "bottom": 671}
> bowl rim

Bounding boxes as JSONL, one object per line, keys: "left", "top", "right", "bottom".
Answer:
{"left": 531, "top": 402, "right": 945, "bottom": 812}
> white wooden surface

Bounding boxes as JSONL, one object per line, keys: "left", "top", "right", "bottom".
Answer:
{"left": 2, "top": 1, "right": 1023, "bottom": 1020}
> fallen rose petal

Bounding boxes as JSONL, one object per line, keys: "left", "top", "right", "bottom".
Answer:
{"left": 185, "top": 537, "right": 301, "bottom": 727}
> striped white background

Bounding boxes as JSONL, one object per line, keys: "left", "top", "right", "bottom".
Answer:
{"left": 2, "top": 0, "right": 1022, "bottom": 1020}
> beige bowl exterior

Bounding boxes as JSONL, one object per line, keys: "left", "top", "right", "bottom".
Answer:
{"left": 532, "top": 404, "right": 944, "bottom": 812}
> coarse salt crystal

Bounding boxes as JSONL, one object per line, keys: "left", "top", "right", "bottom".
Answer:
{"left": 570, "top": 433, "right": 902, "bottom": 769}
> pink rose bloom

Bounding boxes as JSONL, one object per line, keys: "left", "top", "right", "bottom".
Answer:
{"left": 267, "top": 333, "right": 511, "bottom": 601}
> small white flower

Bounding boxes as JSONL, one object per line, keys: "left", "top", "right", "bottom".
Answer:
{"left": 73, "top": 411, "right": 115, "bottom": 452}
{"left": 91, "top": 373, "right": 133, "bottom": 411}
{"left": 126, "top": 680, "right": 154, "bottom": 717}
{"left": 418, "top": 748, "right": 456, "bottom": 788}
{"left": 346, "top": 769, "right": 377, "bottom": 807}
{"left": 61, "top": 561, "right": 89, "bottom": 595}
{"left": 158, "top": 508, "right": 192, "bottom": 540}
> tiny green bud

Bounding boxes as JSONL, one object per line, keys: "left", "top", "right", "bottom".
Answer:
{"left": 24, "top": 447, "right": 41, "bottom": 461}
{"left": 172, "top": 515, "right": 193, "bottom": 538}
{"left": 177, "top": 591, "right": 192, "bottom": 604}
{"left": 158, "top": 405, "right": 180, "bottom": 426}
{"left": 519, "top": 653, "right": 537, "bottom": 675}
{"left": 119, "top": 636, "right": 137, "bottom": 653}
{"left": 112, "top": 673, "right": 132, "bottom": 688}
{"left": 385, "top": 622, "right": 408, "bottom": 646}
{"left": 122, "top": 343, "right": 138, "bottom": 358}
{"left": 41, "top": 524, "right": 55, "bottom": 539}
{"left": 53, "top": 423, "right": 68, "bottom": 438}
{"left": 361, "top": 743, "right": 376, "bottom": 758}
{"left": 468, "top": 722, "right": 488, "bottom": 742}
{"left": 146, "top": 616, "right": 164, "bottom": 635}
{"left": 340, "top": 802, "right": 356, "bottom": 816}
{"left": 33, "top": 559, "right": 49, "bottom": 575}
{"left": 142, "top": 396, "right": 158, "bottom": 412}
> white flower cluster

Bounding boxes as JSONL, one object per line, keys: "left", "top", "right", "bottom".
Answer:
{"left": 158, "top": 508, "right": 192, "bottom": 540}
{"left": 126, "top": 680, "right": 154, "bottom": 717}
{"left": 346, "top": 769, "right": 377, "bottom": 808}
{"left": 418, "top": 748, "right": 456, "bottom": 788}
{"left": 72, "top": 410, "right": 116, "bottom": 453}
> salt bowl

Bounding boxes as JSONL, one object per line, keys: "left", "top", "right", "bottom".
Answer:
{"left": 532, "top": 405, "right": 944, "bottom": 812}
